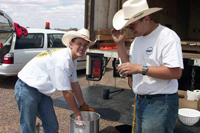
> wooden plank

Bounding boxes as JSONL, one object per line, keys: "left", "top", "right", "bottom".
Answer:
{"left": 125, "top": 39, "right": 134, "bottom": 42}
{"left": 183, "top": 52, "right": 200, "bottom": 59}
{"left": 95, "top": 35, "right": 113, "bottom": 41}
{"left": 181, "top": 41, "right": 188, "bottom": 45}
{"left": 182, "top": 45, "right": 200, "bottom": 52}
{"left": 95, "top": 30, "right": 112, "bottom": 35}
{"left": 181, "top": 41, "right": 200, "bottom": 46}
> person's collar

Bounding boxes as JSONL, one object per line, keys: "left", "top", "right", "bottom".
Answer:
{"left": 143, "top": 22, "right": 159, "bottom": 36}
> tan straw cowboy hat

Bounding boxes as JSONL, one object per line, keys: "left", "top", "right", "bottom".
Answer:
{"left": 113, "top": 0, "right": 163, "bottom": 30}
{"left": 62, "top": 28, "right": 96, "bottom": 47}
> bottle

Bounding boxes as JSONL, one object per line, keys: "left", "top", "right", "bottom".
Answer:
{"left": 35, "top": 122, "right": 40, "bottom": 133}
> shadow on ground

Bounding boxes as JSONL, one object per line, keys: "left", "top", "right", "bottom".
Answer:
{"left": 53, "top": 84, "right": 200, "bottom": 133}
{"left": 0, "top": 76, "right": 18, "bottom": 89}
{"left": 53, "top": 84, "right": 135, "bottom": 125}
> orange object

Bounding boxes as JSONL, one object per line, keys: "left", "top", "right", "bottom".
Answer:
{"left": 112, "top": 46, "right": 117, "bottom": 49}
{"left": 100, "top": 46, "right": 112, "bottom": 50}
{"left": 80, "top": 102, "right": 97, "bottom": 113}
{"left": 45, "top": 22, "right": 50, "bottom": 29}
{"left": 93, "top": 68, "right": 100, "bottom": 78}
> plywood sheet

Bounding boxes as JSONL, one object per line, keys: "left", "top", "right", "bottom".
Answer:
{"left": 95, "top": 30, "right": 111, "bottom": 35}
{"left": 183, "top": 52, "right": 200, "bottom": 59}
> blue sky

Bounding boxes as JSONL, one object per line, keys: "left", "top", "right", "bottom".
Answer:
{"left": 0, "top": 0, "right": 85, "bottom": 29}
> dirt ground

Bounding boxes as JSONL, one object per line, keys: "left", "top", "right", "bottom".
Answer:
{"left": 0, "top": 59, "right": 132, "bottom": 133}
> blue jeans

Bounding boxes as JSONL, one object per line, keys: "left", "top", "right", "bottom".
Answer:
{"left": 134, "top": 93, "right": 179, "bottom": 133}
{"left": 15, "top": 79, "right": 59, "bottom": 133}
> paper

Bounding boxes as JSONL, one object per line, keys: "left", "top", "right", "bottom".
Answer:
{"left": 118, "top": 57, "right": 126, "bottom": 78}
{"left": 187, "top": 90, "right": 200, "bottom": 101}
{"left": 194, "top": 90, "right": 200, "bottom": 100}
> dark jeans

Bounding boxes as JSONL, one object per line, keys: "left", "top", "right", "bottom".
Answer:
{"left": 134, "top": 93, "right": 179, "bottom": 133}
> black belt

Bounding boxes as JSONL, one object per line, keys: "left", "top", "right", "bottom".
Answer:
{"left": 137, "top": 93, "right": 177, "bottom": 99}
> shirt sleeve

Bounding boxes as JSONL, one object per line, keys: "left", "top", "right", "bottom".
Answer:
{"left": 162, "top": 40, "right": 184, "bottom": 69}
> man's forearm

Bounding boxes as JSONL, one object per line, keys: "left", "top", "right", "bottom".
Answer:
{"left": 111, "top": 29, "right": 129, "bottom": 63}
{"left": 71, "top": 82, "right": 84, "bottom": 106}
{"left": 116, "top": 43, "right": 129, "bottom": 63}
{"left": 62, "top": 90, "right": 81, "bottom": 116}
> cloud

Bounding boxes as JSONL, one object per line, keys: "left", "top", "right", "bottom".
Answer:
{"left": 0, "top": 0, "right": 62, "bottom": 6}
{"left": 0, "top": 0, "right": 85, "bottom": 29}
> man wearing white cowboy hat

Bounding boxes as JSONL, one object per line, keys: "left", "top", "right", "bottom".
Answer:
{"left": 15, "top": 28, "right": 96, "bottom": 133}
{"left": 111, "top": 0, "right": 183, "bottom": 132}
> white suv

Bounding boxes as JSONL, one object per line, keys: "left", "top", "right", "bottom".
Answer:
{"left": 0, "top": 10, "right": 86, "bottom": 78}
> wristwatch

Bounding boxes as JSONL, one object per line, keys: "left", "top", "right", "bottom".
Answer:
{"left": 142, "top": 65, "right": 149, "bottom": 75}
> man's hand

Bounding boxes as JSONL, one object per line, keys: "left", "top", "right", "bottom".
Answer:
{"left": 80, "top": 102, "right": 97, "bottom": 113}
{"left": 118, "top": 62, "right": 142, "bottom": 76}
{"left": 76, "top": 114, "right": 83, "bottom": 121}
{"left": 111, "top": 29, "right": 125, "bottom": 45}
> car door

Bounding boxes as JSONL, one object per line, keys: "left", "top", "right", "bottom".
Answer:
{"left": 0, "top": 10, "right": 15, "bottom": 68}
{"left": 0, "top": 10, "right": 15, "bottom": 62}
{"left": 13, "top": 32, "right": 45, "bottom": 65}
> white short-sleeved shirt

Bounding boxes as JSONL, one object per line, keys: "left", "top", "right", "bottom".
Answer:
{"left": 129, "top": 24, "right": 184, "bottom": 95}
{"left": 18, "top": 48, "right": 78, "bottom": 96}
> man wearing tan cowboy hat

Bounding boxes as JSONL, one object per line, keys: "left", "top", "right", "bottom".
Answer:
{"left": 15, "top": 28, "right": 96, "bottom": 133}
{"left": 111, "top": 0, "right": 183, "bottom": 132}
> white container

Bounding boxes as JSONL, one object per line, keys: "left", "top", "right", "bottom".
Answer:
{"left": 178, "top": 108, "right": 200, "bottom": 126}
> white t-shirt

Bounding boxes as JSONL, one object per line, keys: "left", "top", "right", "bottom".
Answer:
{"left": 18, "top": 48, "right": 78, "bottom": 96}
{"left": 129, "top": 24, "right": 184, "bottom": 95}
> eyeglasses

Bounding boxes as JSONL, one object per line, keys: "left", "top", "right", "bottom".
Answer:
{"left": 75, "top": 42, "right": 88, "bottom": 48}
{"left": 125, "top": 20, "right": 141, "bottom": 30}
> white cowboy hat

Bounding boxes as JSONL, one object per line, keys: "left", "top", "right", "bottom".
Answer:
{"left": 62, "top": 28, "right": 95, "bottom": 47}
{"left": 113, "top": 0, "right": 163, "bottom": 30}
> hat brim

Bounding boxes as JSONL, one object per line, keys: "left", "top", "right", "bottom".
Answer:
{"left": 62, "top": 31, "right": 95, "bottom": 47}
{"left": 113, "top": 8, "right": 163, "bottom": 30}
